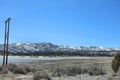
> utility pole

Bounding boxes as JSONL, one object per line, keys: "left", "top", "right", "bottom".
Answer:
{"left": 2, "top": 18, "right": 11, "bottom": 66}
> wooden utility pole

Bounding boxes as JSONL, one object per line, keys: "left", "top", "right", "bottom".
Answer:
{"left": 3, "top": 18, "right": 11, "bottom": 66}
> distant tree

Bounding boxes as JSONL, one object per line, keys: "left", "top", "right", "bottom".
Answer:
{"left": 111, "top": 53, "right": 120, "bottom": 73}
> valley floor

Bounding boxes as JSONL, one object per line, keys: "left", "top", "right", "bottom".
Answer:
{"left": 0, "top": 57, "right": 119, "bottom": 80}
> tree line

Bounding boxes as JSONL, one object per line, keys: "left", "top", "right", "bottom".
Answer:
{"left": 2, "top": 51, "right": 118, "bottom": 57}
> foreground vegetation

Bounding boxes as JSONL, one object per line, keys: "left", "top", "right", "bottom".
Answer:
{"left": 112, "top": 53, "right": 120, "bottom": 73}
{"left": 0, "top": 56, "right": 119, "bottom": 80}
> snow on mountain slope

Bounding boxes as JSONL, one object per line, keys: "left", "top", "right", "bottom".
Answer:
{"left": 0, "top": 42, "right": 119, "bottom": 53}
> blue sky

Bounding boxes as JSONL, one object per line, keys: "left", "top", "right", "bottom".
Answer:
{"left": 0, "top": 0, "right": 120, "bottom": 47}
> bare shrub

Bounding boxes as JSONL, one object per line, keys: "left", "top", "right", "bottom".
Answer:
{"left": 65, "top": 66, "right": 81, "bottom": 76}
{"left": 33, "top": 70, "right": 52, "bottom": 80}
{"left": 13, "top": 66, "right": 28, "bottom": 74}
{"left": 0, "top": 66, "right": 8, "bottom": 74}
{"left": 22, "top": 65, "right": 32, "bottom": 73}
{"left": 51, "top": 63, "right": 106, "bottom": 77}
{"left": 0, "top": 66, "right": 4, "bottom": 71}
{"left": 7, "top": 63, "right": 17, "bottom": 72}
{"left": 52, "top": 65, "right": 81, "bottom": 77}
{"left": 29, "top": 66, "right": 47, "bottom": 73}
{"left": 12, "top": 64, "right": 33, "bottom": 74}
{"left": 88, "top": 63, "right": 106, "bottom": 76}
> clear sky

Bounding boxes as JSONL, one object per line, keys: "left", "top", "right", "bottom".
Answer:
{"left": 0, "top": 0, "right": 120, "bottom": 47}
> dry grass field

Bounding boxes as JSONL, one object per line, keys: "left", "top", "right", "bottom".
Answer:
{"left": 0, "top": 57, "right": 120, "bottom": 80}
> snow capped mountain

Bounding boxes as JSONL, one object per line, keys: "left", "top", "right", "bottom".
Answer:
{"left": 34, "top": 42, "right": 59, "bottom": 51}
{"left": 0, "top": 42, "right": 119, "bottom": 54}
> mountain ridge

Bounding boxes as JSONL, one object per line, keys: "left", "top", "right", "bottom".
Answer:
{"left": 0, "top": 42, "right": 119, "bottom": 54}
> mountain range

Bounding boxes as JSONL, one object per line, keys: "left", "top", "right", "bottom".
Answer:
{"left": 0, "top": 42, "right": 119, "bottom": 54}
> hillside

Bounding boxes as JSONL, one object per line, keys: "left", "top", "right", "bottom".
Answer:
{"left": 0, "top": 42, "right": 119, "bottom": 56}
